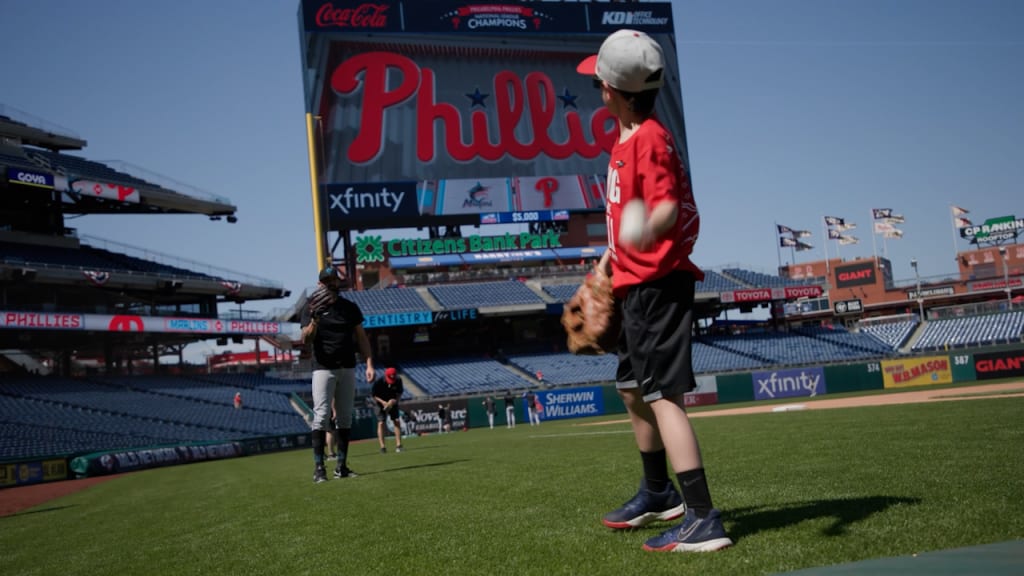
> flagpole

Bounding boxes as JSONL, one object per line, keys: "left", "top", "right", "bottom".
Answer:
{"left": 870, "top": 209, "right": 879, "bottom": 264}
{"left": 950, "top": 204, "right": 960, "bottom": 263}
{"left": 775, "top": 222, "right": 783, "bottom": 272}
{"left": 821, "top": 216, "right": 830, "bottom": 275}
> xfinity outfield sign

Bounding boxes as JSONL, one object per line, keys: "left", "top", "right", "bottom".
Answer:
{"left": 959, "top": 215, "right": 1024, "bottom": 243}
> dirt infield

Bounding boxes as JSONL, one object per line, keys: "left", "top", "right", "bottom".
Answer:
{"left": 0, "top": 474, "right": 126, "bottom": 517}
{"left": 2, "top": 382, "right": 1021, "bottom": 518}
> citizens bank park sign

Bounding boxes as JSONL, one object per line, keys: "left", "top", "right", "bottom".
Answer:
{"left": 719, "top": 286, "right": 822, "bottom": 304}
{"left": 299, "top": 0, "right": 686, "bottom": 230}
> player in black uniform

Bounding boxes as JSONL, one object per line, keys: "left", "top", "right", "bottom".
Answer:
{"left": 300, "top": 266, "right": 376, "bottom": 484}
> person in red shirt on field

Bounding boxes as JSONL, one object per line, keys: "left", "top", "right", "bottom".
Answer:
{"left": 577, "top": 29, "right": 731, "bottom": 553}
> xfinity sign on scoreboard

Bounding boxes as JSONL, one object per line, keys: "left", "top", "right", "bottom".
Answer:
{"left": 298, "top": 0, "right": 686, "bottom": 231}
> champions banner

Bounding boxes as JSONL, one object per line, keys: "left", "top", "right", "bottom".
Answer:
{"left": 299, "top": 0, "right": 686, "bottom": 231}
{"left": 881, "top": 356, "right": 952, "bottom": 388}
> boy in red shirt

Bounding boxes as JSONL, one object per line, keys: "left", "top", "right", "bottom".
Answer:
{"left": 577, "top": 29, "right": 731, "bottom": 553}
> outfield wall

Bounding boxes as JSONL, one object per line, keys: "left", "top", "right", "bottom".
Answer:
{"left": 5, "top": 346, "right": 1023, "bottom": 485}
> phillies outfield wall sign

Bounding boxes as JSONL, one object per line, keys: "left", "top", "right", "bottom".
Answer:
{"left": 299, "top": 0, "right": 686, "bottom": 231}
{"left": 0, "top": 311, "right": 283, "bottom": 335}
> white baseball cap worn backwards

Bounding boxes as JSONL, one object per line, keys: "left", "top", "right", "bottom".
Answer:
{"left": 577, "top": 29, "right": 665, "bottom": 93}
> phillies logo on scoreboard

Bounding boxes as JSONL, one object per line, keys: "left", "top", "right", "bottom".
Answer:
{"left": 329, "top": 52, "right": 617, "bottom": 165}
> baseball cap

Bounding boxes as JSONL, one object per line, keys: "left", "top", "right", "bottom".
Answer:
{"left": 318, "top": 266, "right": 339, "bottom": 282}
{"left": 385, "top": 367, "right": 397, "bottom": 382}
{"left": 576, "top": 29, "right": 665, "bottom": 93}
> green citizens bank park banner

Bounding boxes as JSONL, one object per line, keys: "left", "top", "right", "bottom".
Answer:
{"left": 354, "top": 230, "right": 562, "bottom": 263}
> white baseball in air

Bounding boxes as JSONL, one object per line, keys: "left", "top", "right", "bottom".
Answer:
{"left": 618, "top": 199, "right": 647, "bottom": 247}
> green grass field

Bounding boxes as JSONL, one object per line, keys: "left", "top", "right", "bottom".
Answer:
{"left": 2, "top": 396, "right": 1023, "bottom": 576}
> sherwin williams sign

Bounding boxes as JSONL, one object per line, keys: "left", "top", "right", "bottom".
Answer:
{"left": 538, "top": 386, "right": 604, "bottom": 421}
{"left": 881, "top": 356, "right": 952, "bottom": 388}
{"left": 752, "top": 367, "right": 826, "bottom": 400}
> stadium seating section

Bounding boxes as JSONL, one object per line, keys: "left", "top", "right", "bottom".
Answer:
{"left": 428, "top": 280, "right": 545, "bottom": 309}
{"left": 911, "top": 311, "right": 1024, "bottom": 351}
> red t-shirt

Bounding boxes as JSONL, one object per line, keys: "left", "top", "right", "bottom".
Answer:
{"left": 604, "top": 117, "right": 703, "bottom": 297}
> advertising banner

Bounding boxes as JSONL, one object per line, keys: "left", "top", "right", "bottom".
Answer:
{"left": 973, "top": 350, "right": 1024, "bottom": 380}
{"left": 881, "top": 356, "right": 952, "bottom": 388}
{"left": 685, "top": 375, "right": 718, "bottom": 407}
{"left": 833, "top": 299, "right": 863, "bottom": 315}
{"left": 752, "top": 367, "right": 827, "bottom": 400}
{"left": 720, "top": 285, "right": 823, "bottom": 304}
{"left": 834, "top": 261, "right": 876, "bottom": 288}
{"left": 537, "top": 386, "right": 605, "bottom": 421}
{"left": 6, "top": 168, "right": 54, "bottom": 190}
{"left": 402, "top": 399, "right": 469, "bottom": 433}
{"left": 0, "top": 459, "right": 67, "bottom": 488}
{"left": 0, "top": 311, "right": 283, "bottom": 335}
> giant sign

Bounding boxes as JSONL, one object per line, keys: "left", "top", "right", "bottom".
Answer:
{"left": 834, "top": 261, "right": 877, "bottom": 288}
{"left": 974, "top": 350, "right": 1024, "bottom": 380}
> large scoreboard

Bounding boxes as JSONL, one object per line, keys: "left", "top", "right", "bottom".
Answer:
{"left": 298, "top": 0, "right": 686, "bottom": 234}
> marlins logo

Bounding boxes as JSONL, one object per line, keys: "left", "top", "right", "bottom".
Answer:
{"left": 462, "top": 182, "right": 493, "bottom": 209}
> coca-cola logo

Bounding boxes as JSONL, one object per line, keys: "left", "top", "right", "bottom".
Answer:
{"left": 330, "top": 51, "right": 616, "bottom": 165}
{"left": 316, "top": 3, "right": 389, "bottom": 28}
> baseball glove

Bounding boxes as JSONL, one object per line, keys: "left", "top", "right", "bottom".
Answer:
{"left": 561, "top": 267, "right": 621, "bottom": 355}
{"left": 307, "top": 285, "right": 336, "bottom": 315}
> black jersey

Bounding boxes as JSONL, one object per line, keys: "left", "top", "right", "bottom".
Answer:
{"left": 300, "top": 296, "right": 364, "bottom": 369}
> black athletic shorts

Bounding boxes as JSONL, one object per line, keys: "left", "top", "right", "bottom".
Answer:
{"left": 615, "top": 270, "right": 697, "bottom": 402}
{"left": 377, "top": 404, "right": 400, "bottom": 422}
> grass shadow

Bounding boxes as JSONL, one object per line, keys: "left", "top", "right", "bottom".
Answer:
{"left": 725, "top": 496, "right": 922, "bottom": 540}
{"left": 1, "top": 504, "right": 76, "bottom": 520}
{"left": 361, "top": 458, "right": 472, "bottom": 476}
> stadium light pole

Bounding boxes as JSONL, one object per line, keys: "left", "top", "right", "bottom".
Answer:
{"left": 911, "top": 258, "right": 924, "bottom": 320}
{"left": 999, "top": 246, "right": 1012, "bottom": 310}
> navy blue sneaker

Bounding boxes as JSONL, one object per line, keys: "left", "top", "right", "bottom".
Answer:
{"left": 334, "top": 465, "right": 358, "bottom": 479}
{"left": 313, "top": 465, "right": 328, "bottom": 484}
{"left": 602, "top": 480, "right": 686, "bottom": 529}
{"left": 642, "top": 508, "right": 733, "bottom": 552}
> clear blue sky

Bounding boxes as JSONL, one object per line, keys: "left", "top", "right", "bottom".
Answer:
{"left": 2, "top": 0, "right": 1022, "bottom": 323}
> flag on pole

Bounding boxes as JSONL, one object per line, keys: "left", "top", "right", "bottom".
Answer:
{"left": 795, "top": 240, "right": 814, "bottom": 251}
{"left": 883, "top": 214, "right": 905, "bottom": 224}
{"left": 824, "top": 216, "right": 844, "bottom": 226}
{"left": 836, "top": 222, "right": 857, "bottom": 232}
{"left": 828, "top": 229, "right": 841, "bottom": 240}
{"left": 792, "top": 230, "right": 813, "bottom": 239}
{"left": 874, "top": 221, "right": 896, "bottom": 234}
{"left": 954, "top": 217, "right": 972, "bottom": 228}
{"left": 777, "top": 224, "right": 795, "bottom": 235}
{"left": 838, "top": 235, "right": 859, "bottom": 245}
{"left": 883, "top": 229, "right": 904, "bottom": 239}
{"left": 780, "top": 237, "right": 797, "bottom": 247}
{"left": 872, "top": 208, "right": 892, "bottom": 219}
{"left": 951, "top": 205, "right": 969, "bottom": 217}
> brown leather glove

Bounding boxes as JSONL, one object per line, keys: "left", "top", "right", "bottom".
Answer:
{"left": 560, "top": 267, "right": 621, "bottom": 355}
